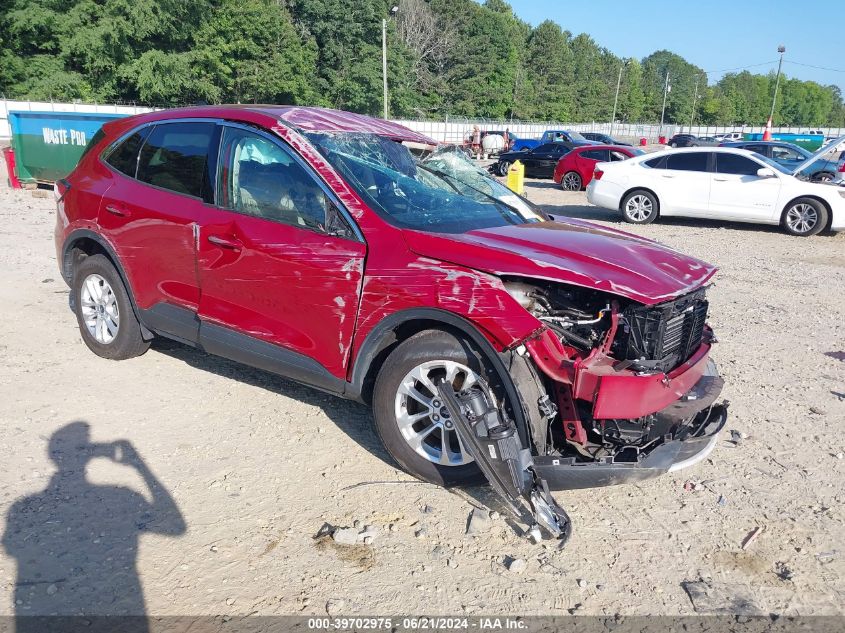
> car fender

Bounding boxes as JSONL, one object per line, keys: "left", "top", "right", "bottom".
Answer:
{"left": 345, "top": 307, "right": 533, "bottom": 446}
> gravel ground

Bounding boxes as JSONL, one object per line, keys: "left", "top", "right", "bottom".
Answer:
{"left": 0, "top": 163, "right": 843, "bottom": 618}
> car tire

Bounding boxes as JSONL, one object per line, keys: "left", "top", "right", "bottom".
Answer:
{"left": 812, "top": 172, "right": 834, "bottom": 183}
{"left": 560, "top": 171, "right": 582, "bottom": 191}
{"left": 72, "top": 254, "right": 151, "bottom": 360}
{"left": 497, "top": 161, "right": 511, "bottom": 177}
{"left": 621, "top": 190, "right": 659, "bottom": 224}
{"left": 372, "top": 329, "right": 509, "bottom": 487}
{"left": 669, "top": 142, "right": 677, "bottom": 148}
{"left": 781, "top": 197, "right": 828, "bottom": 237}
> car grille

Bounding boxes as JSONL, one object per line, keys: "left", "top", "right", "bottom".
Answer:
{"left": 618, "top": 290, "right": 709, "bottom": 373}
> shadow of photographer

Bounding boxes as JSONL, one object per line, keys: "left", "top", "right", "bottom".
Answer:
{"left": 2, "top": 421, "right": 185, "bottom": 632}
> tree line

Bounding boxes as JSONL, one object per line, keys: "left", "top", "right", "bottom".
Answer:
{"left": 1, "top": 0, "right": 843, "bottom": 127}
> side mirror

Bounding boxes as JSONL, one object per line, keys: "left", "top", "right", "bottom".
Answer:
{"left": 757, "top": 167, "right": 776, "bottom": 178}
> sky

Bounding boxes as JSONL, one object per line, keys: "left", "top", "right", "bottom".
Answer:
{"left": 501, "top": 0, "right": 843, "bottom": 93}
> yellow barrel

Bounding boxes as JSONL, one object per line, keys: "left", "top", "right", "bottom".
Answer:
{"left": 506, "top": 160, "right": 524, "bottom": 195}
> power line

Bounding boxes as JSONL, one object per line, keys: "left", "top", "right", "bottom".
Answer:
{"left": 785, "top": 60, "right": 845, "bottom": 74}
{"left": 703, "top": 60, "right": 778, "bottom": 75}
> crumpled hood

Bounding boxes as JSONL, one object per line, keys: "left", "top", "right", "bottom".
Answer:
{"left": 403, "top": 219, "right": 717, "bottom": 305}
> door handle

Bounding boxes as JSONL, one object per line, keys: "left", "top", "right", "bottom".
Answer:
{"left": 714, "top": 177, "right": 729, "bottom": 181}
{"left": 105, "top": 204, "right": 129, "bottom": 217}
{"left": 207, "top": 234, "right": 242, "bottom": 250}
{"left": 661, "top": 174, "right": 675, "bottom": 178}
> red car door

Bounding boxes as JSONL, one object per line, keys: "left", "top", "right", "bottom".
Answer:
{"left": 195, "top": 124, "right": 365, "bottom": 390}
{"left": 96, "top": 121, "right": 217, "bottom": 319}
{"left": 576, "top": 148, "right": 610, "bottom": 187}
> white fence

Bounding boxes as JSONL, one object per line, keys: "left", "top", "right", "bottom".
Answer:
{"left": 397, "top": 118, "right": 845, "bottom": 144}
{"left": 2, "top": 98, "right": 843, "bottom": 143}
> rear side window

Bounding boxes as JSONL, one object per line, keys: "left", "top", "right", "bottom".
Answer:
{"left": 666, "top": 152, "right": 709, "bottom": 172}
{"left": 742, "top": 144, "right": 768, "bottom": 155}
{"left": 644, "top": 156, "right": 665, "bottom": 168}
{"left": 716, "top": 153, "right": 761, "bottom": 176}
{"left": 79, "top": 128, "right": 106, "bottom": 163}
{"left": 105, "top": 128, "right": 151, "bottom": 177}
{"left": 581, "top": 149, "right": 609, "bottom": 161}
{"left": 137, "top": 122, "right": 216, "bottom": 199}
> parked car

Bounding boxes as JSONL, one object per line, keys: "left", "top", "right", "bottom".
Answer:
{"left": 712, "top": 132, "right": 743, "bottom": 143}
{"left": 696, "top": 136, "right": 721, "bottom": 147}
{"left": 511, "top": 129, "right": 599, "bottom": 152}
{"left": 494, "top": 141, "right": 589, "bottom": 177}
{"left": 743, "top": 131, "right": 824, "bottom": 151}
{"left": 56, "top": 106, "right": 727, "bottom": 539}
{"left": 581, "top": 132, "right": 633, "bottom": 146}
{"left": 719, "top": 141, "right": 840, "bottom": 182}
{"left": 667, "top": 134, "right": 701, "bottom": 148}
{"left": 586, "top": 146, "right": 845, "bottom": 236}
{"left": 553, "top": 145, "right": 643, "bottom": 191}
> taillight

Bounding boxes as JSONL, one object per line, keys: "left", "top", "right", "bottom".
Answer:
{"left": 54, "top": 178, "right": 70, "bottom": 202}
{"left": 837, "top": 160, "right": 845, "bottom": 173}
{"left": 594, "top": 169, "right": 604, "bottom": 180}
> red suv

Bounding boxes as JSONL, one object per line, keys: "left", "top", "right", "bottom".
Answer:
{"left": 55, "top": 106, "right": 726, "bottom": 538}
{"left": 553, "top": 145, "right": 643, "bottom": 191}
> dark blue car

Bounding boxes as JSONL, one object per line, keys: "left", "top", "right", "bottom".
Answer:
{"left": 720, "top": 141, "right": 840, "bottom": 182}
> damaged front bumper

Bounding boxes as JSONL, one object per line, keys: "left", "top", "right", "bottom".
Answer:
{"left": 533, "top": 399, "right": 728, "bottom": 491}
{"left": 536, "top": 358, "right": 728, "bottom": 491}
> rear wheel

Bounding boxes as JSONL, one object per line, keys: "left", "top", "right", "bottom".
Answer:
{"left": 782, "top": 198, "right": 828, "bottom": 236}
{"left": 372, "top": 330, "right": 508, "bottom": 487}
{"left": 72, "top": 254, "right": 150, "bottom": 360}
{"left": 560, "top": 171, "right": 582, "bottom": 191}
{"left": 621, "top": 190, "right": 659, "bottom": 224}
{"left": 497, "top": 160, "right": 512, "bottom": 177}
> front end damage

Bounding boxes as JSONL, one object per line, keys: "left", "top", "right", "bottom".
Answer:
{"left": 440, "top": 280, "right": 727, "bottom": 543}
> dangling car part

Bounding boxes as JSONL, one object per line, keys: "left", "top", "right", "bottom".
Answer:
{"left": 436, "top": 381, "right": 572, "bottom": 545}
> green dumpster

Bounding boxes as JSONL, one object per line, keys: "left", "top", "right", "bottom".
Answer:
{"left": 9, "top": 111, "right": 128, "bottom": 183}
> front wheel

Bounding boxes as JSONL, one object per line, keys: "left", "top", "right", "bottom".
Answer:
{"left": 621, "top": 190, "right": 659, "bottom": 224}
{"left": 812, "top": 172, "right": 834, "bottom": 183}
{"left": 372, "top": 330, "right": 509, "bottom": 487}
{"left": 560, "top": 171, "right": 582, "bottom": 191}
{"left": 782, "top": 198, "right": 828, "bottom": 236}
{"left": 497, "top": 160, "right": 512, "bottom": 177}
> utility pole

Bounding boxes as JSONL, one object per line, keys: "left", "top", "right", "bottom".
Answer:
{"left": 659, "top": 71, "right": 670, "bottom": 140}
{"left": 611, "top": 60, "right": 627, "bottom": 137}
{"left": 382, "top": 6, "right": 399, "bottom": 120}
{"left": 382, "top": 18, "right": 389, "bottom": 119}
{"left": 769, "top": 45, "right": 786, "bottom": 124}
{"left": 689, "top": 74, "right": 701, "bottom": 132}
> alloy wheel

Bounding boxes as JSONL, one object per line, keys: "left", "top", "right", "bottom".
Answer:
{"left": 561, "top": 172, "right": 582, "bottom": 191}
{"left": 785, "top": 203, "right": 818, "bottom": 234}
{"left": 625, "top": 194, "right": 654, "bottom": 222}
{"left": 394, "top": 360, "right": 487, "bottom": 466}
{"left": 80, "top": 273, "right": 120, "bottom": 344}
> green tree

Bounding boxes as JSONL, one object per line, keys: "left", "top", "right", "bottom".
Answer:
{"left": 522, "top": 20, "right": 574, "bottom": 121}
{"left": 190, "top": 0, "right": 317, "bottom": 105}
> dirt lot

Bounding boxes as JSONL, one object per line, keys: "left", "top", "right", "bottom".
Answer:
{"left": 0, "top": 165, "right": 843, "bottom": 618}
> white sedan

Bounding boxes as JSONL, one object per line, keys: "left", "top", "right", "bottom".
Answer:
{"left": 586, "top": 146, "right": 845, "bottom": 236}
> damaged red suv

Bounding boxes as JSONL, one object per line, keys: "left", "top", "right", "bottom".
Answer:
{"left": 55, "top": 106, "right": 726, "bottom": 540}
